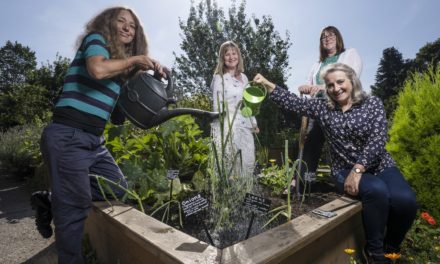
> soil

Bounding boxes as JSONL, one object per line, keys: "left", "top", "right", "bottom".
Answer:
{"left": 150, "top": 178, "right": 340, "bottom": 249}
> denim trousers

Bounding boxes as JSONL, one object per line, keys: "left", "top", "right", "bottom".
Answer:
{"left": 40, "top": 123, "right": 127, "bottom": 264}
{"left": 334, "top": 167, "right": 417, "bottom": 254}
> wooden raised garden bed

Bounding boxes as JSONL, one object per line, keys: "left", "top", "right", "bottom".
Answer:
{"left": 85, "top": 198, "right": 364, "bottom": 263}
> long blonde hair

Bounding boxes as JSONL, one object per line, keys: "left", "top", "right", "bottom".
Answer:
{"left": 322, "top": 63, "right": 368, "bottom": 109}
{"left": 214, "top": 41, "right": 244, "bottom": 77}
{"left": 78, "top": 6, "right": 148, "bottom": 60}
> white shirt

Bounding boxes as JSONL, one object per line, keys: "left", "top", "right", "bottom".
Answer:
{"left": 307, "top": 48, "right": 363, "bottom": 85}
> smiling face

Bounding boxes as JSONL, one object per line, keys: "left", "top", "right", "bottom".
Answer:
{"left": 325, "top": 70, "right": 353, "bottom": 108}
{"left": 116, "top": 10, "right": 136, "bottom": 44}
{"left": 321, "top": 30, "right": 337, "bottom": 55}
{"left": 224, "top": 47, "right": 239, "bottom": 71}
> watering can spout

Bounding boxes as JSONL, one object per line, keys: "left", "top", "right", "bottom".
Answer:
{"left": 147, "top": 108, "right": 220, "bottom": 128}
{"left": 118, "top": 71, "right": 220, "bottom": 129}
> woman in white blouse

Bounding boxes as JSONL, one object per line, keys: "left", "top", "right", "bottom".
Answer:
{"left": 211, "top": 41, "right": 259, "bottom": 178}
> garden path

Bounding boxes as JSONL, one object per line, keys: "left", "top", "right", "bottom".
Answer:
{"left": 0, "top": 173, "right": 56, "bottom": 263}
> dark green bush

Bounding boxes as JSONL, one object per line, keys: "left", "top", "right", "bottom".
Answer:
{"left": 387, "top": 67, "right": 440, "bottom": 219}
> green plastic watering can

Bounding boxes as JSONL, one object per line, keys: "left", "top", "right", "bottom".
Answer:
{"left": 240, "top": 82, "right": 267, "bottom": 117}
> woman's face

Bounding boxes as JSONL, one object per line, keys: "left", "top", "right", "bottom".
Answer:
{"left": 223, "top": 47, "right": 239, "bottom": 70}
{"left": 325, "top": 70, "right": 353, "bottom": 107}
{"left": 116, "top": 10, "right": 136, "bottom": 44}
{"left": 321, "top": 30, "right": 337, "bottom": 54}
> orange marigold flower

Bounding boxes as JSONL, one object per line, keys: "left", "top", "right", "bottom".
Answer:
{"left": 421, "top": 212, "right": 432, "bottom": 221}
{"left": 344, "top": 248, "right": 355, "bottom": 255}
{"left": 427, "top": 217, "right": 437, "bottom": 225}
{"left": 385, "top": 253, "right": 401, "bottom": 260}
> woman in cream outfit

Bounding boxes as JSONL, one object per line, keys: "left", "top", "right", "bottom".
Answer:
{"left": 211, "top": 41, "right": 259, "bottom": 178}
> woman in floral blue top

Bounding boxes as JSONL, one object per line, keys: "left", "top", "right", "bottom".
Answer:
{"left": 253, "top": 63, "right": 417, "bottom": 263}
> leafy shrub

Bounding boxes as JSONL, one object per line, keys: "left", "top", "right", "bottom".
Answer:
{"left": 257, "top": 165, "right": 288, "bottom": 195}
{"left": 0, "top": 123, "right": 44, "bottom": 178}
{"left": 104, "top": 115, "right": 210, "bottom": 206}
{"left": 387, "top": 67, "right": 440, "bottom": 219}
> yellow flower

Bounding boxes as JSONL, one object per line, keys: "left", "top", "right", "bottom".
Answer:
{"left": 344, "top": 248, "right": 355, "bottom": 255}
{"left": 384, "top": 253, "right": 401, "bottom": 260}
{"left": 269, "top": 159, "right": 276, "bottom": 163}
{"left": 434, "top": 246, "right": 440, "bottom": 251}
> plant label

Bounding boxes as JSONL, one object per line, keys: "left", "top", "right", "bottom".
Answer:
{"left": 181, "top": 194, "right": 209, "bottom": 218}
{"left": 242, "top": 193, "right": 271, "bottom": 214}
{"left": 166, "top": 169, "right": 179, "bottom": 180}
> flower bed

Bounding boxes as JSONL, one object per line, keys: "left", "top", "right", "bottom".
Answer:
{"left": 85, "top": 198, "right": 364, "bottom": 263}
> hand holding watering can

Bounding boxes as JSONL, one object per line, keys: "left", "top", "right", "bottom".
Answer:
{"left": 240, "top": 81, "right": 267, "bottom": 118}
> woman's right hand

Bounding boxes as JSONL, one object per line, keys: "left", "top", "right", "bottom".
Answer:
{"left": 253, "top": 73, "right": 276, "bottom": 93}
{"left": 298, "top": 85, "right": 324, "bottom": 96}
{"left": 130, "top": 55, "right": 155, "bottom": 70}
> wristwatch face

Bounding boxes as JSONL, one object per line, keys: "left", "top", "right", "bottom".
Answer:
{"left": 354, "top": 168, "right": 362, "bottom": 173}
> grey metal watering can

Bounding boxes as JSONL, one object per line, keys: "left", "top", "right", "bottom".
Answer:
{"left": 118, "top": 71, "right": 219, "bottom": 129}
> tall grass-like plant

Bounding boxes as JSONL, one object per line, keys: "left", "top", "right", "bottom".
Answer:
{"left": 208, "top": 79, "right": 256, "bottom": 233}
{"left": 262, "top": 140, "right": 300, "bottom": 227}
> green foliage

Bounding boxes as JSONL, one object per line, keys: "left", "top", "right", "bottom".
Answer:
{"left": 371, "top": 47, "right": 412, "bottom": 117}
{"left": 401, "top": 212, "right": 440, "bottom": 263}
{"left": 0, "top": 83, "right": 52, "bottom": 128}
{"left": 104, "top": 115, "right": 210, "bottom": 206}
{"left": 0, "top": 41, "right": 69, "bottom": 130}
{"left": 413, "top": 37, "right": 440, "bottom": 73}
{"left": 0, "top": 40, "right": 37, "bottom": 93}
{"left": 387, "top": 67, "right": 440, "bottom": 219}
{"left": 0, "top": 123, "right": 44, "bottom": 178}
{"left": 257, "top": 165, "right": 288, "bottom": 196}
{"left": 28, "top": 54, "right": 70, "bottom": 108}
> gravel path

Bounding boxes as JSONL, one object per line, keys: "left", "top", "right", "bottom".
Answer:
{"left": 0, "top": 174, "right": 56, "bottom": 264}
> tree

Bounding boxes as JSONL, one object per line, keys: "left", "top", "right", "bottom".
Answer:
{"left": 28, "top": 54, "right": 70, "bottom": 107}
{"left": 413, "top": 37, "right": 440, "bottom": 73}
{"left": 370, "top": 47, "right": 410, "bottom": 118}
{"left": 0, "top": 83, "right": 51, "bottom": 128}
{"left": 0, "top": 41, "right": 37, "bottom": 93}
{"left": 174, "top": 0, "right": 290, "bottom": 96}
{"left": 0, "top": 41, "right": 70, "bottom": 130}
{"left": 173, "top": 0, "right": 292, "bottom": 146}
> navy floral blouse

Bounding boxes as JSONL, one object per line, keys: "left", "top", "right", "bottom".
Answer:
{"left": 269, "top": 86, "right": 396, "bottom": 176}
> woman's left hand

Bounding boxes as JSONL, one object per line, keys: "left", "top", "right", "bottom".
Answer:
{"left": 252, "top": 126, "right": 260, "bottom": 134}
{"left": 344, "top": 171, "right": 361, "bottom": 196}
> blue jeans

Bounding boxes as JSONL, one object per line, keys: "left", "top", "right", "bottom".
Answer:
{"left": 40, "top": 123, "right": 127, "bottom": 264}
{"left": 334, "top": 167, "right": 417, "bottom": 254}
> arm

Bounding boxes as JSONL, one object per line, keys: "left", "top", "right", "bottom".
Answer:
{"left": 86, "top": 55, "right": 163, "bottom": 80}
{"left": 299, "top": 62, "right": 325, "bottom": 97}
{"left": 356, "top": 97, "right": 389, "bottom": 169}
{"left": 253, "top": 73, "right": 320, "bottom": 118}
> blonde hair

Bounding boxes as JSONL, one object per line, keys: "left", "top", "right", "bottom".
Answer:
{"left": 78, "top": 6, "right": 148, "bottom": 60}
{"left": 214, "top": 41, "right": 244, "bottom": 77}
{"left": 319, "top": 26, "right": 345, "bottom": 62}
{"left": 322, "top": 63, "right": 368, "bottom": 109}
